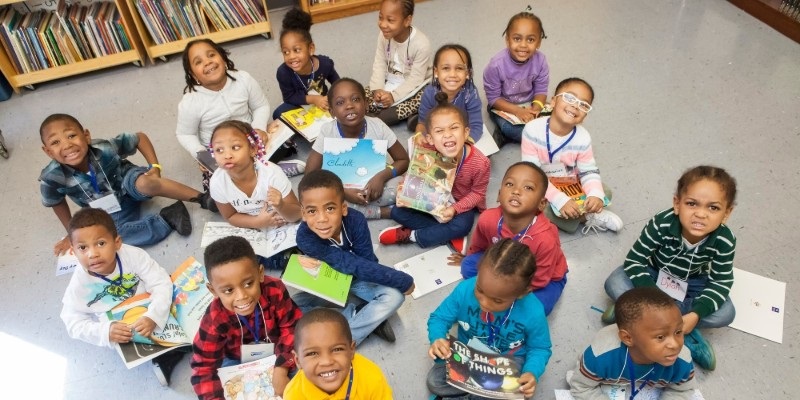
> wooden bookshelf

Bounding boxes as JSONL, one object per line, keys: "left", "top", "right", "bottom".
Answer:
{"left": 0, "top": 0, "right": 146, "bottom": 94}
{"left": 125, "top": 0, "right": 271, "bottom": 63}
{"left": 300, "top": 0, "right": 426, "bottom": 24}
{"left": 728, "top": 0, "right": 800, "bottom": 44}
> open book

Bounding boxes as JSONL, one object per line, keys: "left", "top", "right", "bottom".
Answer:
{"left": 281, "top": 254, "right": 352, "bottom": 307}
{"left": 218, "top": 355, "right": 281, "bottom": 400}
{"left": 548, "top": 175, "right": 610, "bottom": 217}
{"left": 393, "top": 246, "right": 462, "bottom": 299}
{"left": 396, "top": 144, "right": 457, "bottom": 222}
{"left": 201, "top": 221, "right": 299, "bottom": 259}
{"left": 278, "top": 104, "right": 333, "bottom": 142}
{"left": 322, "top": 138, "right": 388, "bottom": 189}
{"left": 490, "top": 103, "right": 552, "bottom": 125}
{"left": 446, "top": 336, "right": 524, "bottom": 399}
{"left": 105, "top": 257, "right": 214, "bottom": 368}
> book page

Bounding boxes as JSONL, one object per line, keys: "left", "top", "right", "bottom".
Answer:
{"left": 394, "top": 246, "right": 462, "bottom": 299}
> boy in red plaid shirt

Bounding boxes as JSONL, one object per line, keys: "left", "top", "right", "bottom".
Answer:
{"left": 190, "top": 236, "right": 302, "bottom": 398}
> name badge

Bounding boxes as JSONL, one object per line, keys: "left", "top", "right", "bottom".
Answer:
{"left": 657, "top": 269, "right": 688, "bottom": 302}
{"left": 89, "top": 192, "right": 122, "bottom": 214}
{"left": 384, "top": 73, "right": 405, "bottom": 92}
{"left": 241, "top": 342, "right": 274, "bottom": 363}
{"left": 541, "top": 162, "right": 567, "bottom": 177}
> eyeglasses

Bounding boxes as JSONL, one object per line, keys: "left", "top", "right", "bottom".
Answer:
{"left": 555, "top": 92, "right": 592, "bottom": 113}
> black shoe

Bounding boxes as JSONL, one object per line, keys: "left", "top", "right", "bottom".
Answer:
{"left": 152, "top": 351, "right": 186, "bottom": 386}
{"left": 406, "top": 114, "right": 419, "bottom": 132}
{"left": 491, "top": 127, "right": 507, "bottom": 149}
{"left": 160, "top": 201, "right": 192, "bottom": 236}
{"left": 192, "top": 191, "right": 218, "bottom": 213}
{"left": 372, "top": 319, "right": 396, "bottom": 343}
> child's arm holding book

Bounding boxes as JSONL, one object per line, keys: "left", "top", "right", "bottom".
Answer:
{"left": 520, "top": 313, "right": 552, "bottom": 397}
{"left": 60, "top": 304, "right": 131, "bottom": 347}
{"left": 446, "top": 150, "right": 490, "bottom": 221}
{"left": 426, "top": 284, "right": 463, "bottom": 359}
{"left": 134, "top": 253, "right": 173, "bottom": 336}
{"left": 363, "top": 140, "right": 409, "bottom": 202}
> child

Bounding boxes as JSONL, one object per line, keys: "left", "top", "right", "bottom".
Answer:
{"left": 569, "top": 287, "right": 697, "bottom": 399}
{"left": 284, "top": 308, "right": 393, "bottom": 399}
{"left": 176, "top": 39, "right": 303, "bottom": 187}
{"left": 273, "top": 8, "right": 340, "bottom": 119}
{"left": 453, "top": 161, "right": 568, "bottom": 316}
{"left": 39, "top": 114, "right": 212, "bottom": 255}
{"left": 305, "top": 78, "right": 410, "bottom": 219}
{"left": 602, "top": 165, "right": 737, "bottom": 371}
{"left": 484, "top": 9, "right": 549, "bottom": 145}
{"left": 427, "top": 239, "right": 552, "bottom": 399}
{"left": 415, "top": 43, "right": 483, "bottom": 142}
{"left": 294, "top": 170, "right": 415, "bottom": 345}
{"left": 191, "top": 235, "right": 303, "bottom": 399}
{"left": 380, "top": 93, "right": 490, "bottom": 253}
{"left": 209, "top": 120, "right": 301, "bottom": 270}
{"left": 521, "top": 77, "right": 623, "bottom": 234}
{"left": 60, "top": 208, "right": 184, "bottom": 386}
{"left": 366, "top": 0, "right": 432, "bottom": 127}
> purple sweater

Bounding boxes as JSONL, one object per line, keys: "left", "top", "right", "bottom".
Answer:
{"left": 483, "top": 48, "right": 549, "bottom": 107}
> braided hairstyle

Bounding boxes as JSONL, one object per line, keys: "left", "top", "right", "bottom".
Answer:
{"left": 479, "top": 238, "right": 536, "bottom": 292}
{"left": 382, "top": 0, "right": 414, "bottom": 17}
{"left": 209, "top": 120, "right": 268, "bottom": 164}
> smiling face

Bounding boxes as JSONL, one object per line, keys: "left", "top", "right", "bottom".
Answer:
{"left": 621, "top": 305, "right": 685, "bottom": 367}
{"left": 434, "top": 49, "right": 469, "bottom": 97}
{"left": 188, "top": 41, "right": 228, "bottom": 91}
{"left": 498, "top": 164, "right": 547, "bottom": 218}
{"left": 207, "top": 257, "right": 264, "bottom": 317}
{"left": 301, "top": 187, "right": 347, "bottom": 241}
{"left": 281, "top": 32, "right": 315, "bottom": 74}
{"left": 377, "top": 0, "right": 412, "bottom": 41}
{"left": 71, "top": 225, "right": 122, "bottom": 276}
{"left": 504, "top": 17, "right": 541, "bottom": 63}
{"left": 426, "top": 109, "right": 469, "bottom": 159}
{"left": 329, "top": 81, "right": 367, "bottom": 133}
{"left": 673, "top": 179, "right": 733, "bottom": 244}
{"left": 293, "top": 321, "right": 356, "bottom": 394}
{"left": 550, "top": 81, "right": 593, "bottom": 129}
{"left": 210, "top": 127, "right": 255, "bottom": 174}
{"left": 41, "top": 119, "right": 91, "bottom": 171}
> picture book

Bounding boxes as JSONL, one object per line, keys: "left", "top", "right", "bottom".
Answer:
{"left": 55, "top": 248, "right": 80, "bottom": 276}
{"left": 490, "top": 103, "right": 552, "bottom": 125}
{"left": 729, "top": 267, "right": 786, "bottom": 343}
{"left": 393, "top": 246, "right": 462, "bottom": 299}
{"left": 201, "top": 221, "right": 299, "bottom": 259}
{"left": 218, "top": 355, "right": 282, "bottom": 400}
{"left": 548, "top": 175, "right": 610, "bottom": 217}
{"left": 106, "top": 257, "right": 214, "bottom": 368}
{"left": 278, "top": 104, "right": 333, "bottom": 142}
{"left": 322, "top": 138, "right": 388, "bottom": 189}
{"left": 446, "top": 336, "right": 524, "bottom": 399}
{"left": 281, "top": 254, "right": 352, "bottom": 307}
{"left": 396, "top": 144, "right": 457, "bottom": 222}
{"left": 196, "top": 149, "right": 218, "bottom": 172}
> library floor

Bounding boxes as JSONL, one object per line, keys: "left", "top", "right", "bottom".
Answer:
{"left": 1, "top": 0, "right": 798, "bottom": 398}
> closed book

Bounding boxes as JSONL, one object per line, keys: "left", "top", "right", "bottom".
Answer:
{"left": 281, "top": 254, "right": 352, "bottom": 307}
{"left": 396, "top": 144, "right": 457, "bottom": 222}
{"left": 278, "top": 104, "right": 333, "bottom": 142}
{"left": 322, "top": 138, "right": 387, "bottom": 190}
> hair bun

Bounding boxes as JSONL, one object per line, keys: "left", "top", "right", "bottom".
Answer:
{"left": 282, "top": 8, "right": 312, "bottom": 32}
{"left": 434, "top": 91, "right": 449, "bottom": 105}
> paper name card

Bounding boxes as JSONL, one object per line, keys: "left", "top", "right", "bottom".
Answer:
{"left": 394, "top": 246, "right": 462, "bottom": 299}
{"left": 56, "top": 249, "right": 80, "bottom": 276}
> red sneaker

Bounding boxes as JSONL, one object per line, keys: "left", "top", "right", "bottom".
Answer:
{"left": 379, "top": 225, "right": 412, "bottom": 245}
{"left": 449, "top": 236, "right": 468, "bottom": 254}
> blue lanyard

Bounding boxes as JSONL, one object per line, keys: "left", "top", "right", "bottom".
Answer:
{"left": 337, "top": 120, "right": 367, "bottom": 139}
{"left": 484, "top": 301, "right": 514, "bottom": 347}
{"left": 455, "top": 146, "right": 467, "bottom": 176}
{"left": 344, "top": 366, "right": 354, "bottom": 399}
{"left": 627, "top": 351, "right": 653, "bottom": 400}
{"left": 545, "top": 118, "right": 577, "bottom": 163}
{"left": 90, "top": 255, "right": 132, "bottom": 294}
{"left": 293, "top": 60, "right": 316, "bottom": 92}
{"left": 238, "top": 306, "right": 262, "bottom": 344}
{"left": 88, "top": 164, "right": 102, "bottom": 194}
{"left": 496, "top": 216, "right": 536, "bottom": 242}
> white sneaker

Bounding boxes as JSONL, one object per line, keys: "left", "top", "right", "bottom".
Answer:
{"left": 582, "top": 209, "right": 623, "bottom": 234}
{"left": 278, "top": 159, "right": 306, "bottom": 177}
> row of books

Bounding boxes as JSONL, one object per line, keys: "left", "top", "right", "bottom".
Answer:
{"left": 134, "top": 0, "right": 265, "bottom": 45}
{"left": 0, "top": 1, "right": 133, "bottom": 74}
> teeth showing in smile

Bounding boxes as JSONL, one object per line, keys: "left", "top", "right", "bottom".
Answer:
{"left": 235, "top": 301, "right": 252, "bottom": 310}
{"left": 320, "top": 370, "right": 338, "bottom": 378}
{"left": 509, "top": 199, "right": 521, "bottom": 206}
{"left": 204, "top": 65, "right": 218, "bottom": 75}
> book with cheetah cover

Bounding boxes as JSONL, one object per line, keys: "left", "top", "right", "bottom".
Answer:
{"left": 396, "top": 144, "right": 457, "bottom": 222}
{"left": 446, "top": 336, "right": 524, "bottom": 399}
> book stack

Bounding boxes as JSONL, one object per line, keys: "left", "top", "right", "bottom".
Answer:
{"left": 0, "top": 1, "right": 134, "bottom": 74}
{"left": 134, "top": 0, "right": 265, "bottom": 45}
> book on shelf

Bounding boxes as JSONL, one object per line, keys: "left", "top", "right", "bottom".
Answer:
{"left": 547, "top": 175, "right": 609, "bottom": 217}
{"left": 393, "top": 246, "right": 463, "bottom": 299}
{"left": 281, "top": 254, "right": 352, "bottom": 307}
{"left": 218, "top": 355, "right": 280, "bottom": 400}
{"left": 395, "top": 143, "right": 457, "bottom": 222}
{"left": 105, "top": 257, "right": 214, "bottom": 368}
{"left": 0, "top": 7, "right": 25, "bottom": 74}
{"left": 278, "top": 104, "right": 333, "bottom": 142}
{"left": 201, "top": 221, "right": 299, "bottom": 259}
{"left": 322, "top": 138, "right": 388, "bottom": 190}
{"left": 446, "top": 336, "right": 524, "bottom": 399}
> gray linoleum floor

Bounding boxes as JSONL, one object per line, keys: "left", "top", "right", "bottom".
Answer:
{"left": 1, "top": 0, "right": 798, "bottom": 398}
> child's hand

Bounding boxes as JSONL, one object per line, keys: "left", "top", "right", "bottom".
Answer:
{"left": 412, "top": 131, "right": 428, "bottom": 147}
{"left": 254, "top": 128, "right": 269, "bottom": 147}
{"left": 362, "top": 175, "right": 387, "bottom": 202}
{"left": 373, "top": 90, "right": 394, "bottom": 108}
{"left": 682, "top": 312, "right": 700, "bottom": 333}
{"left": 584, "top": 196, "right": 604, "bottom": 214}
{"left": 272, "top": 366, "right": 290, "bottom": 396}
{"left": 144, "top": 165, "right": 161, "bottom": 177}
{"left": 447, "top": 252, "right": 465, "bottom": 266}
{"left": 109, "top": 321, "right": 134, "bottom": 344}
{"left": 428, "top": 338, "right": 451, "bottom": 359}
{"left": 266, "top": 187, "right": 284, "bottom": 210}
{"left": 267, "top": 121, "right": 281, "bottom": 134}
{"left": 311, "top": 95, "right": 329, "bottom": 111}
{"left": 559, "top": 200, "right": 582, "bottom": 220}
{"left": 344, "top": 188, "right": 369, "bottom": 206}
{"left": 54, "top": 237, "right": 71, "bottom": 256}
{"left": 258, "top": 206, "right": 286, "bottom": 228}
{"left": 518, "top": 372, "right": 537, "bottom": 398}
{"left": 197, "top": 161, "right": 211, "bottom": 174}
{"left": 439, "top": 206, "right": 456, "bottom": 223}
{"left": 403, "top": 282, "right": 416, "bottom": 296}
{"left": 515, "top": 106, "right": 537, "bottom": 123}
{"left": 132, "top": 316, "right": 156, "bottom": 338}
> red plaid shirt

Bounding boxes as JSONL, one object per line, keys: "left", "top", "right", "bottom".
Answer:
{"left": 190, "top": 276, "right": 302, "bottom": 400}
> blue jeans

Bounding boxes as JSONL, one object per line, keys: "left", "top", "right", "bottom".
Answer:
{"left": 272, "top": 103, "right": 300, "bottom": 120}
{"left": 292, "top": 279, "right": 405, "bottom": 345}
{"left": 604, "top": 265, "right": 736, "bottom": 328}
{"left": 462, "top": 252, "right": 567, "bottom": 316}
{"left": 490, "top": 112, "right": 524, "bottom": 143}
{"left": 390, "top": 207, "right": 477, "bottom": 248}
{"left": 111, "top": 167, "right": 172, "bottom": 246}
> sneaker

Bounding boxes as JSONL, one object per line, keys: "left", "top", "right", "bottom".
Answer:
{"left": 159, "top": 201, "right": 192, "bottom": 236}
{"left": 601, "top": 304, "right": 615, "bottom": 324}
{"left": 685, "top": 330, "right": 716, "bottom": 371}
{"left": 277, "top": 159, "right": 306, "bottom": 178}
{"left": 491, "top": 127, "right": 507, "bottom": 149}
{"left": 406, "top": 114, "right": 419, "bottom": 132}
{"left": 193, "top": 191, "right": 218, "bottom": 213}
{"left": 449, "top": 236, "right": 468, "bottom": 255}
{"left": 152, "top": 351, "right": 186, "bottom": 386}
{"left": 371, "top": 319, "right": 396, "bottom": 343}
{"left": 379, "top": 225, "right": 412, "bottom": 245}
{"left": 582, "top": 209, "right": 624, "bottom": 234}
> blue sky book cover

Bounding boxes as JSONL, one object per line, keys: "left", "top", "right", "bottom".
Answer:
{"left": 322, "top": 138, "right": 388, "bottom": 189}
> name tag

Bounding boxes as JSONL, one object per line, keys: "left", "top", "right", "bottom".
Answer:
{"left": 89, "top": 192, "right": 122, "bottom": 214}
{"left": 241, "top": 342, "right": 274, "bottom": 363}
{"left": 541, "top": 162, "right": 567, "bottom": 177}
{"left": 657, "top": 269, "right": 688, "bottom": 302}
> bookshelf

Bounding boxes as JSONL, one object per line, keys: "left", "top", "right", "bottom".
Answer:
{"left": 300, "top": 0, "right": 426, "bottom": 24}
{"left": 125, "top": 0, "right": 271, "bottom": 63}
{"left": 728, "top": 0, "right": 800, "bottom": 44}
{"left": 0, "top": 0, "right": 146, "bottom": 94}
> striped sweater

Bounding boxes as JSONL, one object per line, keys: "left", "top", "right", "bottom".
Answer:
{"left": 450, "top": 144, "right": 490, "bottom": 214}
{"left": 624, "top": 208, "right": 737, "bottom": 319}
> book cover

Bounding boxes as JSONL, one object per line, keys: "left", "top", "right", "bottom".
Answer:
{"left": 281, "top": 254, "right": 352, "bottom": 307}
{"left": 396, "top": 144, "right": 457, "bottom": 221}
{"left": 322, "top": 138, "right": 388, "bottom": 190}
{"left": 393, "top": 246, "right": 462, "bottom": 299}
{"left": 446, "top": 337, "right": 524, "bottom": 399}
{"left": 548, "top": 175, "right": 609, "bottom": 217}
{"left": 201, "top": 221, "right": 299, "bottom": 259}
{"left": 217, "top": 355, "right": 281, "bottom": 400}
{"left": 196, "top": 150, "right": 218, "bottom": 172}
{"left": 278, "top": 105, "right": 333, "bottom": 142}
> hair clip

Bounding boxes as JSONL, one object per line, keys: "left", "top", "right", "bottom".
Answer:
{"left": 525, "top": 5, "right": 532, "bottom": 12}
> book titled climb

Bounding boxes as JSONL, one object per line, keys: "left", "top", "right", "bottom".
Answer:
{"left": 446, "top": 336, "right": 524, "bottom": 399}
